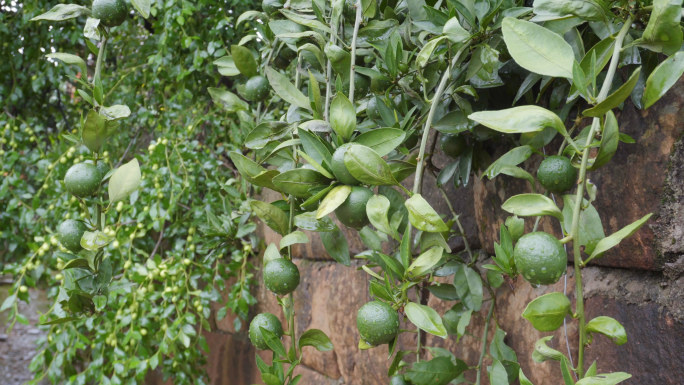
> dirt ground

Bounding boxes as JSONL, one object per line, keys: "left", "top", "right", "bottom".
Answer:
{"left": 0, "top": 285, "right": 49, "bottom": 385}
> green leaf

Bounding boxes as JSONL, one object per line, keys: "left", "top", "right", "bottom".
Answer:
{"left": 416, "top": 36, "right": 447, "bottom": 68}
{"left": 130, "top": 0, "right": 150, "bottom": 18}
{"left": 532, "top": 336, "right": 563, "bottom": 362}
{"left": 443, "top": 17, "right": 469, "bottom": 43}
{"left": 502, "top": 17, "right": 574, "bottom": 78}
{"left": 31, "top": 4, "right": 89, "bottom": 21}
{"left": 330, "top": 93, "right": 356, "bottom": 141}
{"left": 561, "top": 356, "right": 575, "bottom": 385}
{"left": 250, "top": 200, "right": 289, "bottom": 236}
{"left": 280, "top": 231, "right": 309, "bottom": 249}
{"left": 489, "top": 328, "right": 517, "bottom": 363}
{"left": 575, "top": 373, "right": 632, "bottom": 385}
{"left": 588, "top": 213, "right": 652, "bottom": 261}
{"left": 589, "top": 111, "right": 619, "bottom": 170}
{"left": 488, "top": 359, "right": 510, "bottom": 385}
{"left": 366, "top": 195, "right": 397, "bottom": 238}
{"left": 642, "top": 51, "right": 684, "bottom": 109}
{"left": 208, "top": 87, "right": 248, "bottom": 112}
{"left": 265, "top": 67, "right": 311, "bottom": 111}
{"left": 228, "top": 151, "right": 278, "bottom": 190}
{"left": 634, "top": 0, "right": 683, "bottom": 55}
{"left": 405, "top": 194, "right": 449, "bottom": 233}
{"left": 320, "top": 226, "right": 350, "bottom": 265}
{"left": 231, "top": 45, "right": 257, "bottom": 77}
{"left": 519, "top": 368, "right": 535, "bottom": 385}
{"left": 298, "top": 128, "right": 332, "bottom": 167}
{"left": 316, "top": 185, "right": 351, "bottom": 219}
{"left": 586, "top": 316, "right": 627, "bottom": 345}
{"left": 469, "top": 106, "right": 566, "bottom": 135}
{"left": 93, "top": 294, "right": 107, "bottom": 311}
{"left": 453, "top": 264, "right": 483, "bottom": 311}
{"left": 405, "top": 356, "right": 467, "bottom": 385}
{"left": 583, "top": 67, "right": 641, "bottom": 117}
{"left": 294, "top": 212, "right": 335, "bottom": 232}
{"left": 100, "top": 105, "right": 131, "bottom": 121}
{"left": 259, "top": 327, "right": 287, "bottom": 357}
{"left": 404, "top": 302, "right": 447, "bottom": 338}
{"left": 40, "top": 316, "right": 80, "bottom": 325}
{"left": 81, "top": 230, "right": 114, "bottom": 251}
{"left": 298, "top": 329, "right": 333, "bottom": 351}
{"left": 46, "top": 53, "right": 86, "bottom": 74}
{"left": 272, "top": 169, "right": 329, "bottom": 198}
{"left": 522, "top": 292, "right": 571, "bottom": 332}
{"left": 483, "top": 146, "right": 533, "bottom": 179}
{"left": 82, "top": 109, "right": 107, "bottom": 152}
{"left": 561, "top": 195, "right": 604, "bottom": 255}
{"left": 344, "top": 144, "right": 398, "bottom": 186}
{"left": 245, "top": 121, "right": 291, "bottom": 150}
{"left": 353, "top": 128, "right": 405, "bottom": 157}
{"left": 428, "top": 284, "right": 459, "bottom": 301}
{"left": 214, "top": 55, "right": 240, "bottom": 77}
{"left": 533, "top": 0, "right": 609, "bottom": 22}
{"left": 406, "top": 247, "right": 444, "bottom": 279}
{"left": 502, "top": 193, "right": 563, "bottom": 220}
{"left": 109, "top": 158, "right": 142, "bottom": 203}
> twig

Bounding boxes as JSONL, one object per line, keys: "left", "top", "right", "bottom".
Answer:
{"left": 149, "top": 221, "right": 166, "bottom": 260}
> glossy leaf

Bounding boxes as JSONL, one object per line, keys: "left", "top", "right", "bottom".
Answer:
{"left": 31, "top": 4, "right": 89, "bottom": 21}
{"left": 208, "top": 87, "right": 248, "bottom": 112}
{"left": 502, "top": 194, "right": 563, "bottom": 220}
{"left": 272, "top": 169, "right": 329, "bottom": 198}
{"left": 100, "top": 105, "right": 131, "bottom": 121}
{"left": 519, "top": 369, "right": 535, "bottom": 385}
{"left": 250, "top": 200, "right": 289, "bottom": 236}
{"left": 642, "top": 51, "right": 684, "bottom": 109}
{"left": 532, "top": 336, "right": 563, "bottom": 362}
{"left": 405, "top": 356, "right": 467, "bottom": 385}
{"left": 320, "top": 226, "right": 350, "bottom": 266}
{"left": 522, "top": 292, "right": 571, "bottom": 332}
{"left": 575, "top": 373, "right": 632, "bottom": 385}
{"left": 502, "top": 17, "right": 574, "bottom": 78}
{"left": 469, "top": 106, "right": 566, "bottom": 135}
{"left": 416, "top": 36, "right": 447, "bottom": 68}
{"left": 82, "top": 109, "right": 107, "bottom": 152}
{"left": 316, "top": 185, "right": 351, "bottom": 219}
{"left": 488, "top": 359, "right": 510, "bottom": 385}
{"left": 586, "top": 316, "right": 627, "bottom": 345}
{"left": 353, "top": 128, "right": 405, "bottom": 157}
{"left": 405, "top": 194, "right": 449, "bottom": 233}
{"left": 561, "top": 196, "right": 604, "bottom": 255}
{"left": 279, "top": 231, "right": 309, "bottom": 249}
{"left": 583, "top": 67, "right": 641, "bottom": 117}
{"left": 344, "top": 144, "right": 397, "bottom": 186}
{"left": 532, "top": 0, "right": 608, "bottom": 22}
{"left": 231, "top": 45, "right": 257, "bottom": 77}
{"left": 109, "top": 159, "right": 142, "bottom": 203}
{"left": 589, "top": 110, "right": 619, "bottom": 170}
{"left": 45, "top": 53, "right": 86, "bottom": 74}
{"left": 131, "top": 0, "right": 150, "bottom": 18}
{"left": 453, "top": 264, "right": 483, "bottom": 311}
{"left": 635, "top": 0, "right": 683, "bottom": 55}
{"left": 265, "top": 67, "right": 311, "bottom": 111}
{"left": 404, "top": 302, "right": 447, "bottom": 338}
{"left": 366, "top": 194, "right": 397, "bottom": 238}
{"left": 588, "top": 213, "right": 652, "bottom": 261}
{"left": 298, "top": 329, "right": 333, "bottom": 351}
{"left": 330, "top": 93, "right": 356, "bottom": 141}
{"left": 483, "top": 146, "right": 533, "bottom": 179}
{"left": 406, "top": 247, "right": 443, "bottom": 279}
{"left": 214, "top": 55, "right": 240, "bottom": 76}
{"left": 443, "top": 17, "right": 469, "bottom": 43}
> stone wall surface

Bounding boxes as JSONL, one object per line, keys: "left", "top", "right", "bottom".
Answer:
{"left": 146, "top": 83, "right": 684, "bottom": 385}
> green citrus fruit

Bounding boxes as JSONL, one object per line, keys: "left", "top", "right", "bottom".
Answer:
{"left": 262, "top": 0, "right": 283, "bottom": 13}
{"left": 513, "top": 232, "right": 567, "bottom": 285}
{"left": 389, "top": 375, "right": 408, "bottom": 385}
{"left": 335, "top": 186, "right": 373, "bottom": 229}
{"left": 244, "top": 76, "right": 270, "bottom": 101}
{"left": 356, "top": 300, "right": 399, "bottom": 346}
{"left": 439, "top": 134, "right": 467, "bottom": 158}
{"left": 64, "top": 163, "right": 101, "bottom": 197}
{"left": 330, "top": 143, "right": 360, "bottom": 185}
{"left": 273, "top": 46, "right": 296, "bottom": 69}
{"left": 57, "top": 219, "right": 87, "bottom": 253}
{"left": 370, "top": 75, "right": 391, "bottom": 94}
{"left": 91, "top": 0, "right": 127, "bottom": 27}
{"left": 248, "top": 312, "right": 284, "bottom": 350}
{"left": 537, "top": 155, "right": 577, "bottom": 193}
{"left": 263, "top": 258, "right": 300, "bottom": 295}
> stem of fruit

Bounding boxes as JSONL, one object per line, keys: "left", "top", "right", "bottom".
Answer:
{"left": 348, "top": 0, "right": 362, "bottom": 103}
{"left": 324, "top": 13, "right": 339, "bottom": 121}
{"left": 475, "top": 300, "right": 495, "bottom": 385}
{"left": 568, "top": 17, "right": 631, "bottom": 379}
{"left": 286, "top": 138, "right": 298, "bottom": 372}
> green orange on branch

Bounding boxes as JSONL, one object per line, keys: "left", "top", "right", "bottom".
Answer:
{"left": 356, "top": 300, "right": 399, "bottom": 346}
{"left": 263, "top": 258, "right": 300, "bottom": 295}
{"left": 57, "top": 219, "right": 88, "bottom": 253}
{"left": 244, "top": 75, "right": 270, "bottom": 101}
{"left": 330, "top": 143, "right": 360, "bottom": 185}
{"left": 248, "top": 312, "right": 284, "bottom": 350}
{"left": 513, "top": 232, "right": 567, "bottom": 285}
{"left": 537, "top": 155, "right": 577, "bottom": 193}
{"left": 91, "top": 0, "right": 128, "bottom": 27}
{"left": 335, "top": 186, "right": 373, "bottom": 229}
{"left": 64, "top": 163, "right": 102, "bottom": 197}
